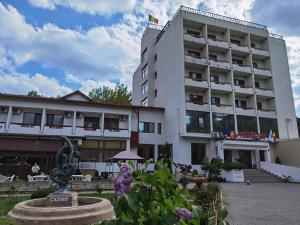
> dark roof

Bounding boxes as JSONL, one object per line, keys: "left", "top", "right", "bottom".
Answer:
{"left": 60, "top": 90, "right": 92, "bottom": 101}
{"left": 0, "top": 91, "right": 164, "bottom": 112}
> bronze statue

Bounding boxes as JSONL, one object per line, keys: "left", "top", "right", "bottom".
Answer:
{"left": 51, "top": 136, "right": 80, "bottom": 193}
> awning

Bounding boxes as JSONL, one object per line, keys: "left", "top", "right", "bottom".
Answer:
{"left": 111, "top": 151, "right": 144, "bottom": 160}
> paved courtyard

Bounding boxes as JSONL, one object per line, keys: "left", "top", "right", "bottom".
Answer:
{"left": 222, "top": 183, "right": 300, "bottom": 225}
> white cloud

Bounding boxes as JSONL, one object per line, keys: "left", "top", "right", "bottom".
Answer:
{"left": 28, "top": 0, "right": 136, "bottom": 15}
{"left": 0, "top": 73, "right": 72, "bottom": 97}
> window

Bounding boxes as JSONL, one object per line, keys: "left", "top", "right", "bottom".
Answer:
{"left": 231, "top": 39, "right": 241, "bottom": 45}
{"left": 187, "top": 29, "right": 200, "bottom": 37}
{"left": 234, "top": 79, "right": 245, "bottom": 87}
{"left": 211, "top": 97, "right": 220, "bottom": 105}
{"left": 142, "top": 64, "right": 148, "bottom": 78}
{"left": 208, "top": 34, "right": 216, "bottom": 40}
{"left": 141, "top": 97, "right": 148, "bottom": 106}
{"left": 157, "top": 123, "right": 162, "bottom": 134}
{"left": 139, "top": 122, "right": 155, "bottom": 133}
{"left": 251, "top": 42, "right": 256, "bottom": 48}
{"left": 187, "top": 50, "right": 201, "bottom": 58}
{"left": 209, "top": 54, "right": 217, "bottom": 61}
{"left": 84, "top": 117, "right": 100, "bottom": 130}
{"left": 46, "top": 114, "right": 63, "bottom": 127}
{"left": 154, "top": 54, "right": 157, "bottom": 61}
{"left": 191, "top": 143, "right": 206, "bottom": 165}
{"left": 259, "top": 117, "right": 278, "bottom": 138}
{"left": 23, "top": 112, "right": 42, "bottom": 126}
{"left": 190, "top": 95, "right": 203, "bottom": 104}
{"left": 237, "top": 115, "right": 258, "bottom": 132}
{"left": 212, "top": 113, "right": 235, "bottom": 133}
{"left": 255, "top": 82, "right": 260, "bottom": 88}
{"left": 141, "top": 48, "right": 147, "bottom": 62}
{"left": 224, "top": 150, "right": 232, "bottom": 162}
{"left": 158, "top": 144, "right": 172, "bottom": 160}
{"left": 235, "top": 100, "right": 247, "bottom": 108}
{"left": 210, "top": 75, "right": 219, "bottom": 83}
{"left": 141, "top": 81, "right": 148, "bottom": 95}
{"left": 154, "top": 71, "right": 157, "bottom": 79}
{"left": 185, "top": 111, "right": 210, "bottom": 133}
{"left": 138, "top": 144, "right": 154, "bottom": 160}
{"left": 188, "top": 71, "right": 202, "bottom": 81}
{"left": 104, "top": 118, "right": 119, "bottom": 130}
{"left": 252, "top": 62, "right": 258, "bottom": 68}
{"left": 257, "top": 102, "right": 262, "bottom": 110}
{"left": 232, "top": 58, "right": 243, "bottom": 66}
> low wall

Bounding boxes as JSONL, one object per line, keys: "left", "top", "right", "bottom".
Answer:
{"left": 221, "top": 170, "right": 244, "bottom": 182}
{"left": 260, "top": 161, "right": 300, "bottom": 182}
{"left": 273, "top": 138, "right": 300, "bottom": 167}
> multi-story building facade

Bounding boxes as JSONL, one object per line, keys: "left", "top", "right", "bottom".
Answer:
{"left": 133, "top": 6, "right": 298, "bottom": 169}
{"left": 0, "top": 91, "right": 164, "bottom": 178}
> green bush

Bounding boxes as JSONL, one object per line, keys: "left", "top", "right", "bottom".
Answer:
{"left": 178, "top": 176, "right": 190, "bottom": 189}
{"left": 194, "top": 182, "right": 219, "bottom": 206}
{"left": 223, "top": 161, "right": 244, "bottom": 171}
{"left": 202, "top": 158, "right": 223, "bottom": 181}
{"left": 31, "top": 187, "right": 55, "bottom": 199}
{"left": 192, "top": 169, "right": 198, "bottom": 176}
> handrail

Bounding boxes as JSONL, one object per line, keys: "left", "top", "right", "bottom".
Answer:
{"left": 253, "top": 66, "right": 270, "bottom": 71}
{"left": 269, "top": 33, "right": 283, "bottom": 40}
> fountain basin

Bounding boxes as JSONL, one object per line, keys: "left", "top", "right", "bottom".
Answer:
{"left": 8, "top": 197, "right": 115, "bottom": 225}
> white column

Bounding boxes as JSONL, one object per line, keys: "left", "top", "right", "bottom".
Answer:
{"left": 101, "top": 112, "right": 105, "bottom": 135}
{"left": 255, "top": 150, "right": 260, "bottom": 168}
{"left": 266, "top": 148, "right": 271, "bottom": 162}
{"left": 72, "top": 111, "right": 77, "bottom": 134}
{"left": 126, "top": 139, "right": 130, "bottom": 152}
{"left": 40, "top": 108, "right": 46, "bottom": 133}
{"left": 128, "top": 114, "right": 131, "bottom": 134}
{"left": 217, "top": 144, "right": 224, "bottom": 160}
{"left": 5, "top": 106, "right": 12, "bottom": 132}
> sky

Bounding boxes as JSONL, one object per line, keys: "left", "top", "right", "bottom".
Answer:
{"left": 0, "top": 0, "right": 300, "bottom": 115}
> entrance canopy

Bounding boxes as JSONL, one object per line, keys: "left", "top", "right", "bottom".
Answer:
{"left": 216, "top": 140, "right": 270, "bottom": 151}
{"left": 111, "top": 151, "right": 144, "bottom": 161}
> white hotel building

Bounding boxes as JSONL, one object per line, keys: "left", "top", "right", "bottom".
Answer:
{"left": 0, "top": 6, "right": 298, "bottom": 179}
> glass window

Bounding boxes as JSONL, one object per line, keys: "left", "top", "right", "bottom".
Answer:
{"left": 154, "top": 54, "right": 157, "bottom": 61}
{"left": 23, "top": 112, "right": 42, "bottom": 126}
{"left": 235, "top": 100, "right": 247, "bottom": 108}
{"left": 234, "top": 79, "right": 245, "bottom": 87}
{"left": 237, "top": 116, "right": 257, "bottom": 133}
{"left": 190, "top": 95, "right": 203, "bottom": 104}
{"left": 84, "top": 117, "right": 100, "bottom": 130}
{"left": 185, "top": 111, "right": 210, "bottom": 133}
{"left": 141, "top": 81, "right": 148, "bottom": 95}
{"left": 210, "top": 75, "right": 219, "bottom": 83}
{"left": 46, "top": 114, "right": 63, "bottom": 127}
{"left": 141, "top": 48, "right": 147, "bottom": 62}
{"left": 157, "top": 123, "right": 162, "bottom": 134}
{"left": 257, "top": 102, "right": 262, "bottom": 110}
{"left": 208, "top": 34, "right": 216, "bottom": 40}
{"left": 158, "top": 144, "right": 173, "bottom": 160}
{"left": 211, "top": 97, "right": 220, "bottom": 105}
{"left": 142, "top": 64, "right": 148, "bottom": 78}
{"left": 154, "top": 71, "right": 157, "bottom": 79}
{"left": 224, "top": 150, "right": 232, "bottom": 162}
{"left": 209, "top": 54, "right": 217, "bottom": 61}
{"left": 187, "top": 50, "right": 201, "bottom": 58}
{"left": 212, "top": 113, "right": 235, "bottom": 133}
{"left": 187, "top": 29, "right": 200, "bottom": 37}
{"left": 251, "top": 43, "right": 256, "bottom": 48}
{"left": 189, "top": 72, "right": 202, "bottom": 81}
{"left": 155, "top": 89, "right": 157, "bottom": 97}
{"left": 141, "top": 97, "right": 148, "bottom": 106}
{"left": 259, "top": 117, "right": 278, "bottom": 138}
{"left": 255, "top": 82, "right": 260, "bottom": 88}
{"left": 232, "top": 58, "right": 243, "bottom": 66}
{"left": 138, "top": 144, "right": 154, "bottom": 160}
{"left": 104, "top": 118, "right": 119, "bottom": 130}
{"left": 252, "top": 62, "right": 258, "bottom": 68}
{"left": 191, "top": 143, "right": 206, "bottom": 165}
{"left": 80, "top": 149, "right": 100, "bottom": 162}
{"left": 139, "top": 122, "right": 155, "bottom": 133}
{"left": 231, "top": 39, "right": 241, "bottom": 45}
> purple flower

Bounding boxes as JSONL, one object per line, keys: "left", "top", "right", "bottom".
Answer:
{"left": 113, "top": 164, "right": 132, "bottom": 197}
{"left": 176, "top": 208, "right": 194, "bottom": 220}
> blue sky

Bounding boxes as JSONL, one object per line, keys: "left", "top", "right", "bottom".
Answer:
{"left": 0, "top": 0, "right": 300, "bottom": 115}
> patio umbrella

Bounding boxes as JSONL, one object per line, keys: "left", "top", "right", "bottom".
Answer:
{"left": 111, "top": 151, "right": 144, "bottom": 161}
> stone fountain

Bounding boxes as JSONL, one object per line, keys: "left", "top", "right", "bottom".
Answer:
{"left": 8, "top": 137, "right": 115, "bottom": 225}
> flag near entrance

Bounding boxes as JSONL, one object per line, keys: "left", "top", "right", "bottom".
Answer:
{"left": 149, "top": 15, "right": 158, "bottom": 24}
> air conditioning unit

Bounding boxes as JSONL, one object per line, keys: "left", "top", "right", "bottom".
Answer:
{"left": 64, "top": 111, "right": 73, "bottom": 118}
{"left": 119, "top": 115, "right": 127, "bottom": 121}
{"left": 12, "top": 107, "right": 22, "bottom": 114}
{"left": 76, "top": 112, "right": 83, "bottom": 119}
{"left": 0, "top": 107, "right": 8, "bottom": 114}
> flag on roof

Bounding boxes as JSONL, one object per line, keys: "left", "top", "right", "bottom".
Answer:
{"left": 149, "top": 15, "right": 158, "bottom": 24}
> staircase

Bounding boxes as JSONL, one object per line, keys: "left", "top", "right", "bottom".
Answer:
{"left": 244, "top": 169, "right": 284, "bottom": 183}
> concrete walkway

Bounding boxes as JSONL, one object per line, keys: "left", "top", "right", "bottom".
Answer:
{"left": 222, "top": 183, "right": 300, "bottom": 225}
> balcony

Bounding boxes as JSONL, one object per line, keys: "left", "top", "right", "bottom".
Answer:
{"left": 211, "top": 104, "right": 234, "bottom": 114}
{"left": 185, "top": 101, "right": 210, "bottom": 112}
{"left": 75, "top": 126, "right": 102, "bottom": 136}
{"left": 184, "top": 54, "right": 207, "bottom": 65}
{"left": 253, "top": 67, "right": 272, "bottom": 77}
{"left": 185, "top": 77, "right": 208, "bottom": 88}
{"left": 207, "top": 38, "right": 229, "bottom": 49}
{"left": 232, "top": 63, "right": 252, "bottom": 73}
{"left": 230, "top": 43, "right": 250, "bottom": 53}
{"left": 8, "top": 123, "right": 41, "bottom": 135}
{"left": 234, "top": 85, "right": 254, "bottom": 95}
{"left": 184, "top": 33, "right": 206, "bottom": 45}
{"left": 235, "top": 107, "right": 256, "bottom": 116}
{"left": 209, "top": 59, "right": 230, "bottom": 70}
{"left": 251, "top": 47, "right": 269, "bottom": 57}
{"left": 255, "top": 88, "right": 274, "bottom": 97}
{"left": 257, "top": 109, "right": 276, "bottom": 118}
{"left": 104, "top": 128, "right": 130, "bottom": 138}
{"left": 43, "top": 125, "right": 72, "bottom": 136}
{"left": 210, "top": 81, "right": 232, "bottom": 92}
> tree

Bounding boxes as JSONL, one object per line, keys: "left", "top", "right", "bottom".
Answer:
{"left": 88, "top": 83, "right": 131, "bottom": 105}
{"left": 27, "top": 90, "right": 41, "bottom": 97}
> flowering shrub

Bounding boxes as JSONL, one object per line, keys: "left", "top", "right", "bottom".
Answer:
{"left": 102, "top": 159, "right": 203, "bottom": 225}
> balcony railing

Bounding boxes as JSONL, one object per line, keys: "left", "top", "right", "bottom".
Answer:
{"left": 213, "top": 103, "right": 232, "bottom": 108}
{"left": 235, "top": 106, "right": 255, "bottom": 110}
{"left": 210, "top": 59, "right": 229, "bottom": 63}
{"left": 184, "top": 32, "right": 205, "bottom": 39}
{"left": 185, "top": 53, "right": 205, "bottom": 59}
{"left": 211, "top": 81, "right": 231, "bottom": 85}
{"left": 186, "top": 101, "right": 208, "bottom": 105}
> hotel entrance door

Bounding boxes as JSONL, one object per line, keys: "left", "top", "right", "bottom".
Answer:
{"left": 239, "top": 151, "right": 252, "bottom": 169}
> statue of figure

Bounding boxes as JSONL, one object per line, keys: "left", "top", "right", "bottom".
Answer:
{"left": 51, "top": 136, "right": 80, "bottom": 193}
